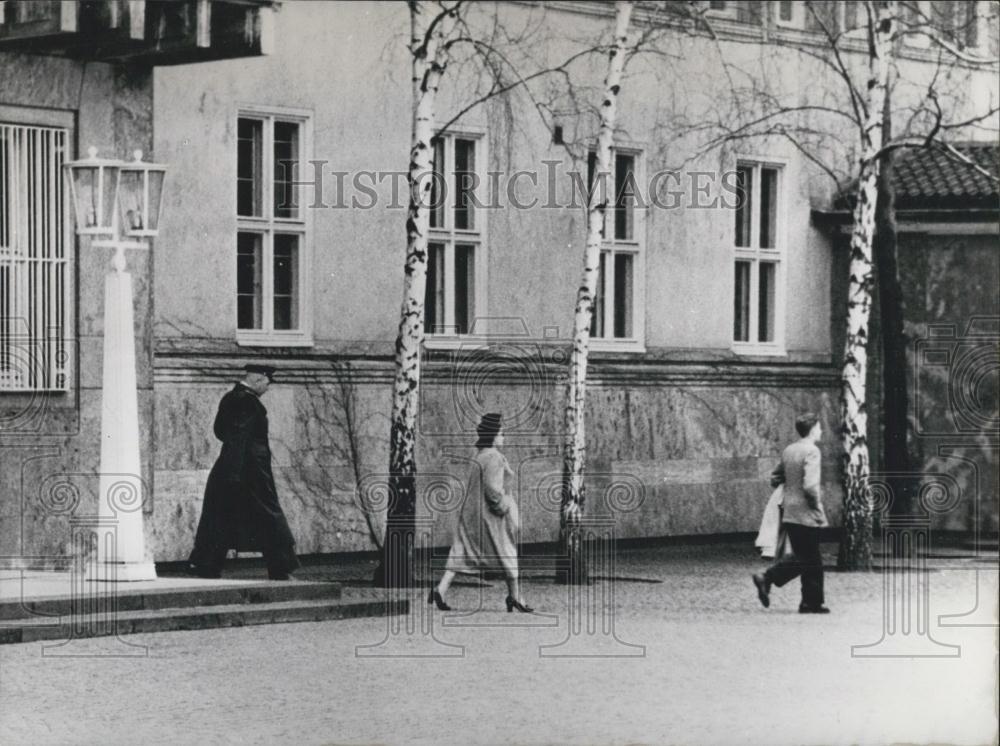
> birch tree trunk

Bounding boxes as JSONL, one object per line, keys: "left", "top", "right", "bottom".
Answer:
{"left": 376, "top": 1, "right": 455, "bottom": 587}
{"left": 838, "top": 1, "right": 895, "bottom": 572}
{"left": 557, "top": 1, "right": 633, "bottom": 585}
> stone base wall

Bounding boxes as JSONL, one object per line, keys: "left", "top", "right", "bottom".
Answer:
{"left": 148, "top": 350, "right": 845, "bottom": 562}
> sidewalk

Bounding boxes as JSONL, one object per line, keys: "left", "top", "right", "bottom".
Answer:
{"left": 0, "top": 570, "right": 273, "bottom": 604}
{"left": 1, "top": 539, "right": 996, "bottom": 746}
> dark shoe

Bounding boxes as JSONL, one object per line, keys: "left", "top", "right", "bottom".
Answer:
{"left": 799, "top": 604, "right": 831, "bottom": 614}
{"left": 752, "top": 573, "right": 771, "bottom": 608}
{"left": 506, "top": 595, "right": 534, "bottom": 613}
{"left": 428, "top": 588, "right": 451, "bottom": 611}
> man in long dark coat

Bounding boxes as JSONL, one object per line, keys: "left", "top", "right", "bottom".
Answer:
{"left": 187, "top": 364, "right": 301, "bottom": 580}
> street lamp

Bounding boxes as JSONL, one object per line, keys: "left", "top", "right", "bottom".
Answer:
{"left": 66, "top": 147, "right": 168, "bottom": 582}
{"left": 118, "top": 150, "right": 167, "bottom": 239}
{"left": 65, "top": 147, "right": 121, "bottom": 239}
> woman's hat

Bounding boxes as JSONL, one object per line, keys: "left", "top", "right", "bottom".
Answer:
{"left": 475, "top": 412, "right": 502, "bottom": 447}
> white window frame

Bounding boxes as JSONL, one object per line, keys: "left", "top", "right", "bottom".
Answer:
{"left": 731, "top": 156, "right": 787, "bottom": 357}
{"left": 912, "top": 0, "right": 985, "bottom": 52}
{"left": 968, "top": 0, "right": 994, "bottom": 55}
{"left": 234, "top": 105, "right": 313, "bottom": 347}
{"left": 423, "top": 128, "right": 488, "bottom": 349}
{"left": 773, "top": 0, "right": 805, "bottom": 29}
{"left": 901, "top": 0, "right": 933, "bottom": 48}
{"left": 776, "top": 1, "right": 866, "bottom": 39}
{"left": 705, "top": 1, "right": 739, "bottom": 21}
{"left": 0, "top": 106, "right": 73, "bottom": 393}
{"left": 589, "top": 145, "right": 646, "bottom": 354}
{"left": 841, "top": 1, "right": 869, "bottom": 40}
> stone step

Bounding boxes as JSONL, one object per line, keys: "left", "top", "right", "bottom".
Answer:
{"left": 0, "top": 596, "right": 407, "bottom": 645}
{"left": 0, "top": 580, "right": 344, "bottom": 621}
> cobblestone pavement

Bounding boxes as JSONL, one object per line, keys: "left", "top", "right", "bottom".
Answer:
{"left": 1, "top": 542, "right": 996, "bottom": 746}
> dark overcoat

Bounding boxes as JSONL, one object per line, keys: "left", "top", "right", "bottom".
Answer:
{"left": 189, "top": 384, "right": 299, "bottom": 574}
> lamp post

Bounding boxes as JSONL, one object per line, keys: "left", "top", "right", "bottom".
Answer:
{"left": 65, "top": 147, "right": 167, "bottom": 582}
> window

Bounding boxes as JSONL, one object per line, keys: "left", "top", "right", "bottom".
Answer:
{"left": 774, "top": 1, "right": 804, "bottom": 28}
{"left": 236, "top": 109, "right": 311, "bottom": 346}
{"left": 926, "top": 1, "right": 981, "bottom": 49}
{"left": 586, "top": 149, "right": 644, "bottom": 347}
{"left": 732, "top": 160, "right": 784, "bottom": 353}
{"left": 705, "top": 1, "right": 738, "bottom": 20}
{"left": 424, "top": 133, "right": 484, "bottom": 337}
{"left": 772, "top": 1, "right": 864, "bottom": 36}
{"left": 0, "top": 121, "right": 70, "bottom": 391}
{"left": 897, "top": 1, "right": 979, "bottom": 50}
{"left": 901, "top": 0, "right": 933, "bottom": 48}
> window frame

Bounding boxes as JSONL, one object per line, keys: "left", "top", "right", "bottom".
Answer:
{"left": 731, "top": 155, "right": 787, "bottom": 357}
{"left": 773, "top": 0, "right": 805, "bottom": 29}
{"left": 770, "top": 1, "right": 867, "bottom": 39}
{"left": 0, "top": 105, "right": 74, "bottom": 394}
{"left": 909, "top": 1, "right": 984, "bottom": 52}
{"left": 588, "top": 144, "right": 646, "bottom": 354}
{"left": 423, "top": 127, "right": 488, "bottom": 348}
{"left": 705, "top": 1, "right": 739, "bottom": 21}
{"left": 901, "top": 0, "right": 934, "bottom": 48}
{"left": 234, "top": 104, "right": 314, "bottom": 348}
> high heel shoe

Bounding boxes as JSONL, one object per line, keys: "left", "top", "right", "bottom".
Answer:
{"left": 428, "top": 588, "right": 451, "bottom": 611}
{"left": 506, "top": 595, "right": 534, "bottom": 613}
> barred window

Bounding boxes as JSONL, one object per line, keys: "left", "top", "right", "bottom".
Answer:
{"left": 0, "top": 122, "right": 70, "bottom": 391}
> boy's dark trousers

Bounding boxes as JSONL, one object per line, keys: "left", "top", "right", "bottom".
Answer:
{"left": 764, "top": 522, "right": 824, "bottom": 607}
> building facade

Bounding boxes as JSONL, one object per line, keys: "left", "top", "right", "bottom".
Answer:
{"left": 1, "top": 0, "right": 997, "bottom": 565}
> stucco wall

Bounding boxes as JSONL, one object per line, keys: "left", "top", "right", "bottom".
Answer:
{"left": 152, "top": 1, "right": 847, "bottom": 357}
{"left": 0, "top": 53, "right": 155, "bottom": 562}
{"left": 140, "top": 1, "right": 999, "bottom": 561}
{"left": 5, "top": 2, "right": 995, "bottom": 563}
{"left": 150, "top": 363, "right": 843, "bottom": 559}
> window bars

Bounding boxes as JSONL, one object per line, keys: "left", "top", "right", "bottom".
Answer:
{"left": 0, "top": 123, "right": 70, "bottom": 392}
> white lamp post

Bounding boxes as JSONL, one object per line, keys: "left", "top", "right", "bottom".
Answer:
{"left": 65, "top": 147, "right": 167, "bottom": 582}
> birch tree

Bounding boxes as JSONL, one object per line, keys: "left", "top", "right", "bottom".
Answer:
{"left": 376, "top": 0, "right": 460, "bottom": 587}
{"left": 559, "top": 1, "right": 634, "bottom": 585}
{"left": 838, "top": 0, "right": 896, "bottom": 572}
{"left": 374, "top": 1, "right": 609, "bottom": 586}
{"left": 662, "top": 0, "right": 997, "bottom": 571}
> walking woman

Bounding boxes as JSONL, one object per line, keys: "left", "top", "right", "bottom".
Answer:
{"left": 429, "top": 413, "right": 534, "bottom": 613}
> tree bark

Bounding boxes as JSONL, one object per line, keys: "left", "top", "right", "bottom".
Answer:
{"left": 837, "top": 1, "right": 895, "bottom": 572}
{"left": 873, "top": 101, "right": 913, "bottom": 516}
{"left": 375, "top": 1, "right": 455, "bottom": 587}
{"left": 557, "top": 0, "right": 633, "bottom": 585}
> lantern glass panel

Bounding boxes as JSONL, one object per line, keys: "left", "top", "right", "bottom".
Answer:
{"left": 118, "top": 168, "right": 144, "bottom": 232}
{"left": 69, "top": 163, "right": 118, "bottom": 234}
{"left": 118, "top": 164, "right": 165, "bottom": 237}
{"left": 146, "top": 169, "right": 165, "bottom": 233}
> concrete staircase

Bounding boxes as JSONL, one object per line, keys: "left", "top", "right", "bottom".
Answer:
{"left": 0, "top": 580, "right": 407, "bottom": 645}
